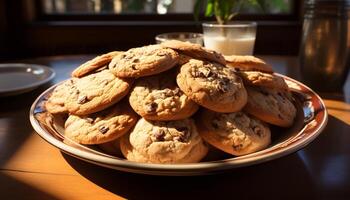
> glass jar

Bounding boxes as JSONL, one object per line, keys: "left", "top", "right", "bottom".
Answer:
{"left": 299, "top": 0, "right": 350, "bottom": 92}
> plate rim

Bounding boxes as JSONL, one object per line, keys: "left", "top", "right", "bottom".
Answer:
{"left": 29, "top": 73, "right": 328, "bottom": 175}
{"left": 0, "top": 63, "right": 56, "bottom": 93}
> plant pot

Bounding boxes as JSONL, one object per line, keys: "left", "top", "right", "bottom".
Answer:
{"left": 202, "top": 22, "right": 257, "bottom": 55}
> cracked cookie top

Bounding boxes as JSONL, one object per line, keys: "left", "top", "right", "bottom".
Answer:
{"left": 120, "top": 118, "right": 208, "bottom": 163}
{"left": 65, "top": 102, "right": 138, "bottom": 144}
{"left": 129, "top": 71, "right": 199, "bottom": 121}
{"left": 244, "top": 86, "right": 296, "bottom": 127}
{"left": 109, "top": 45, "right": 179, "bottom": 78}
{"left": 176, "top": 59, "right": 247, "bottom": 113}
{"left": 72, "top": 51, "right": 122, "bottom": 78}
{"left": 160, "top": 40, "right": 226, "bottom": 65}
{"left": 197, "top": 110, "right": 271, "bottom": 156}
{"left": 65, "top": 70, "right": 132, "bottom": 115}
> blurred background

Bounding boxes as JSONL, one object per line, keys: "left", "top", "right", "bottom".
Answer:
{"left": 0, "top": 0, "right": 300, "bottom": 60}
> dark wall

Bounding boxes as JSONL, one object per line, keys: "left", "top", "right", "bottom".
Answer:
{"left": 0, "top": 0, "right": 8, "bottom": 58}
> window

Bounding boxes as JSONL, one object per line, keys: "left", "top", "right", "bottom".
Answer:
{"left": 2, "top": 0, "right": 301, "bottom": 58}
{"left": 41, "top": 0, "right": 294, "bottom": 15}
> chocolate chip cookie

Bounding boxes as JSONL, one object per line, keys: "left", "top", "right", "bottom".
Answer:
{"left": 237, "top": 71, "right": 289, "bottom": 91}
{"left": 160, "top": 40, "right": 226, "bottom": 65}
{"left": 65, "top": 70, "right": 133, "bottom": 115}
{"left": 65, "top": 102, "right": 138, "bottom": 144}
{"left": 72, "top": 51, "right": 122, "bottom": 78}
{"left": 129, "top": 71, "right": 199, "bottom": 121}
{"left": 224, "top": 55, "right": 273, "bottom": 73}
{"left": 176, "top": 59, "right": 247, "bottom": 113}
{"left": 196, "top": 110, "right": 271, "bottom": 156}
{"left": 46, "top": 79, "right": 76, "bottom": 114}
{"left": 244, "top": 86, "right": 296, "bottom": 127}
{"left": 109, "top": 45, "right": 179, "bottom": 78}
{"left": 120, "top": 118, "right": 208, "bottom": 163}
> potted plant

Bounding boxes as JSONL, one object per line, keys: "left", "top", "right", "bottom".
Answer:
{"left": 194, "top": 0, "right": 261, "bottom": 55}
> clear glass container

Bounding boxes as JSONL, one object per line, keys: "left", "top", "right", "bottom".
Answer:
{"left": 202, "top": 22, "right": 257, "bottom": 55}
{"left": 155, "top": 32, "right": 204, "bottom": 45}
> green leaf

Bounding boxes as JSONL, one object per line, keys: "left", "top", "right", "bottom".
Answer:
{"left": 205, "top": 0, "right": 214, "bottom": 17}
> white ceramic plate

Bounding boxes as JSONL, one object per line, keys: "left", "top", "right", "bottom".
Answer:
{"left": 29, "top": 74, "right": 328, "bottom": 176}
{"left": 0, "top": 63, "right": 55, "bottom": 96}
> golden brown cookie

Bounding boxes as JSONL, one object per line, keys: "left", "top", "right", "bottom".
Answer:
{"left": 71, "top": 51, "right": 122, "bottom": 78}
{"left": 244, "top": 86, "right": 296, "bottom": 127}
{"left": 197, "top": 110, "right": 271, "bottom": 156}
{"left": 129, "top": 71, "right": 199, "bottom": 121}
{"left": 160, "top": 40, "right": 226, "bottom": 65}
{"left": 108, "top": 45, "right": 179, "bottom": 78}
{"left": 120, "top": 118, "right": 208, "bottom": 164}
{"left": 64, "top": 102, "right": 138, "bottom": 144}
{"left": 46, "top": 79, "right": 76, "bottom": 114}
{"left": 176, "top": 59, "right": 247, "bottom": 113}
{"left": 65, "top": 70, "right": 133, "bottom": 115}
{"left": 237, "top": 71, "right": 289, "bottom": 91}
{"left": 224, "top": 55, "right": 273, "bottom": 73}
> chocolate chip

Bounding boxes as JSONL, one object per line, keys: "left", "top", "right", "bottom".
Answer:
{"left": 131, "top": 64, "right": 136, "bottom": 70}
{"left": 222, "top": 77, "right": 230, "bottom": 83}
{"left": 133, "top": 58, "right": 140, "bottom": 63}
{"left": 154, "top": 130, "right": 165, "bottom": 141}
{"left": 179, "top": 133, "right": 190, "bottom": 142}
{"left": 175, "top": 127, "right": 190, "bottom": 142}
{"left": 234, "top": 67, "right": 241, "bottom": 71}
{"left": 217, "top": 81, "right": 229, "bottom": 93}
{"left": 78, "top": 95, "right": 88, "bottom": 104}
{"left": 233, "top": 144, "right": 243, "bottom": 151}
{"left": 102, "top": 80, "right": 109, "bottom": 85}
{"left": 211, "top": 121, "right": 219, "bottom": 129}
{"left": 99, "top": 126, "right": 109, "bottom": 134}
{"left": 176, "top": 126, "right": 188, "bottom": 133}
{"left": 253, "top": 126, "right": 263, "bottom": 137}
{"left": 156, "top": 51, "right": 167, "bottom": 56}
{"left": 146, "top": 102, "right": 158, "bottom": 113}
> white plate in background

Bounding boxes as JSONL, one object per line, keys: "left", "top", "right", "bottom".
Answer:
{"left": 0, "top": 63, "right": 55, "bottom": 96}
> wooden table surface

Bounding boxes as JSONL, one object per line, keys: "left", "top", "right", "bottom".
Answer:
{"left": 0, "top": 55, "right": 349, "bottom": 200}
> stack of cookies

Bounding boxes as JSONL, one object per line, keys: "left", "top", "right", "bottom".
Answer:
{"left": 45, "top": 40, "right": 297, "bottom": 164}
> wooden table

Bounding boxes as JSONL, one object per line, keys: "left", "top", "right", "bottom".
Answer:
{"left": 0, "top": 55, "right": 349, "bottom": 200}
